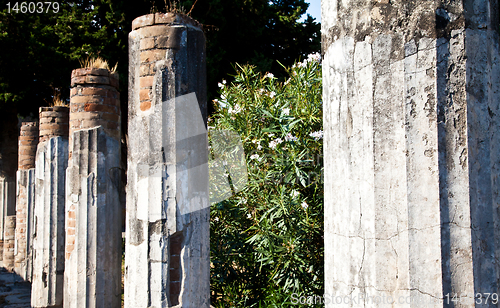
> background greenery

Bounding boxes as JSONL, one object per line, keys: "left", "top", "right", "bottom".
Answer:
{"left": 209, "top": 56, "right": 323, "bottom": 307}
{"left": 0, "top": 0, "right": 320, "bottom": 116}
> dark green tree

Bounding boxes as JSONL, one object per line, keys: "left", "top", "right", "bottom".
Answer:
{"left": 0, "top": 0, "right": 320, "bottom": 116}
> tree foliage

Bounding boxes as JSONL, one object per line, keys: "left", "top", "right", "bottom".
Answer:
{"left": 0, "top": 0, "right": 319, "bottom": 116}
{"left": 210, "top": 55, "right": 323, "bottom": 307}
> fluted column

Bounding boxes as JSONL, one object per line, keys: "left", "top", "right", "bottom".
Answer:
{"left": 14, "top": 121, "right": 39, "bottom": 279}
{"left": 64, "top": 68, "right": 121, "bottom": 308}
{"left": 32, "top": 107, "right": 69, "bottom": 308}
{"left": 125, "top": 12, "right": 209, "bottom": 308}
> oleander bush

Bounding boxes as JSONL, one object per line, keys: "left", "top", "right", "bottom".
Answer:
{"left": 209, "top": 54, "right": 324, "bottom": 307}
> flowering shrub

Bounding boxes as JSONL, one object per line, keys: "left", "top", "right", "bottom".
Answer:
{"left": 210, "top": 54, "right": 323, "bottom": 307}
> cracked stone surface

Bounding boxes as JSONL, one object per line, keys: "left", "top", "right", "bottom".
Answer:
{"left": 63, "top": 127, "right": 122, "bottom": 308}
{"left": 322, "top": 0, "right": 500, "bottom": 307}
{"left": 32, "top": 137, "right": 68, "bottom": 308}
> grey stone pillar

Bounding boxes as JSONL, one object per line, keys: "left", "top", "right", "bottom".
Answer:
{"left": 15, "top": 169, "right": 35, "bottom": 279}
{"left": 15, "top": 121, "right": 39, "bottom": 280}
{"left": 31, "top": 107, "right": 69, "bottom": 307}
{"left": 126, "top": 13, "right": 209, "bottom": 308}
{"left": 64, "top": 68, "right": 121, "bottom": 308}
{"left": 323, "top": 0, "right": 500, "bottom": 306}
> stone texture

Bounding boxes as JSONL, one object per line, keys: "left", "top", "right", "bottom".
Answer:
{"left": 31, "top": 137, "right": 68, "bottom": 308}
{"left": 322, "top": 0, "right": 500, "bottom": 306}
{"left": 63, "top": 126, "right": 121, "bottom": 308}
{"left": 39, "top": 107, "right": 69, "bottom": 143}
{"left": 3, "top": 215, "right": 16, "bottom": 271}
{"left": 69, "top": 68, "right": 120, "bottom": 148}
{"left": 14, "top": 169, "right": 35, "bottom": 281}
{"left": 126, "top": 13, "right": 209, "bottom": 308}
{"left": 18, "top": 122, "right": 39, "bottom": 170}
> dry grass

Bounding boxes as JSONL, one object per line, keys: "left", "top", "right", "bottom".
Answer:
{"left": 79, "top": 56, "right": 118, "bottom": 74}
{"left": 49, "top": 90, "right": 67, "bottom": 107}
{"left": 164, "top": 0, "right": 186, "bottom": 14}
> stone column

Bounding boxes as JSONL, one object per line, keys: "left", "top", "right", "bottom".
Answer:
{"left": 323, "top": 0, "right": 500, "bottom": 306}
{"left": 3, "top": 215, "right": 16, "bottom": 270}
{"left": 0, "top": 176, "right": 16, "bottom": 262}
{"left": 31, "top": 107, "right": 69, "bottom": 308}
{"left": 14, "top": 121, "right": 39, "bottom": 280}
{"left": 64, "top": 68, "right": 121, "bottom": 308}
{"left": 126, "top": 13, "right": 209, "bottom": 308}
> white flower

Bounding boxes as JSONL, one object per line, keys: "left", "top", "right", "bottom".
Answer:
{"left": 269, "top": 91, "right": 276, "bottom": 98}
{"left": 250, "top": 154, "right": 260, "bottom": 160}
{"left": 252, "top": 140, "right": 262, "bottom": 150}
{"left": 292, "top": 190, "right": 299, "bottom": 198}
{"left": 247, "top": 213, "right": 252, "bottom": 219}
{"left": 258, "top": 88, "right": 266, "bottom": 94}
{"left": 268, "top": 133, "right": 275, "bottom": 137}
{"left": 222, "top": 79, "right": 227, "bottom": 84}
{"left": 214, "top": 98, "right": 227, "bottom": 108}
{"left": 307, "top": 52, "right": 321, "bottom": 63}
{"left": 301, "top": 201, "right": 308, "bottom": 210}
{"left": 309, "top": 130, "right": 324, "bottom": 141}
{"left": 285, "top": 133, "right": 298, "bottom": 142}
{"left": 284, "top": 78, "right": 290, "bottom": 85}
{"left": 228, "top": 104, "right": 242, "bottom": 114}
{"left": 218, "top": 82, "right": 224, "bottom": 88}
{"left": 269, "top": 138, "right": 283, "bottom": 149}
{"left": 266, "top": 73, "right": 274, "bottom": 79}
{"left": 214, "top": 217, "right": 219, "bottom": 222}
{"left": 282, "top": 108, "right": 290, "bottom": 116}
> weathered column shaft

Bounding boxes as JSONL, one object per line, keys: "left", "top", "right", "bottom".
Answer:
{"left": 322, "top": 0, "right": 500, "bottom": 306}
{"left": 64, "top": 68, "right": 121, "bottom": 308}
{"left": 31, "top": 107, "right": 69, "bottom": 308}
{"left": 3, "top": 215, "right": 16, "bottom": 270}
{"left": 126, "top": 12, "right": 209, "bottom": 308}
{"left": 15, "top": 121, "right": 39, "bottom": 280}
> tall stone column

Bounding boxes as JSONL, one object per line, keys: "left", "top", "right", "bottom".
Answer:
{"left": 64, "top": 68, "right": 121, "bottom": 308}
{"left": 125, "top": 13, "right": 209, "bottom": 308}
{"left": 31, "top": 107, "right": 69, "bottom": 308}
{"left": 14, "top": 121, "right": 39, "bottom": 280}
{"left": 323, "top": 0, "right": 500, "bottom": 306}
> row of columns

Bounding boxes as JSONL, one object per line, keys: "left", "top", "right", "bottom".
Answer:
{"left": 0, "top": 12, "right": 210, "bottom": 308}
{"left": 5, "top": 2, "right": 498, "bottom": 307}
